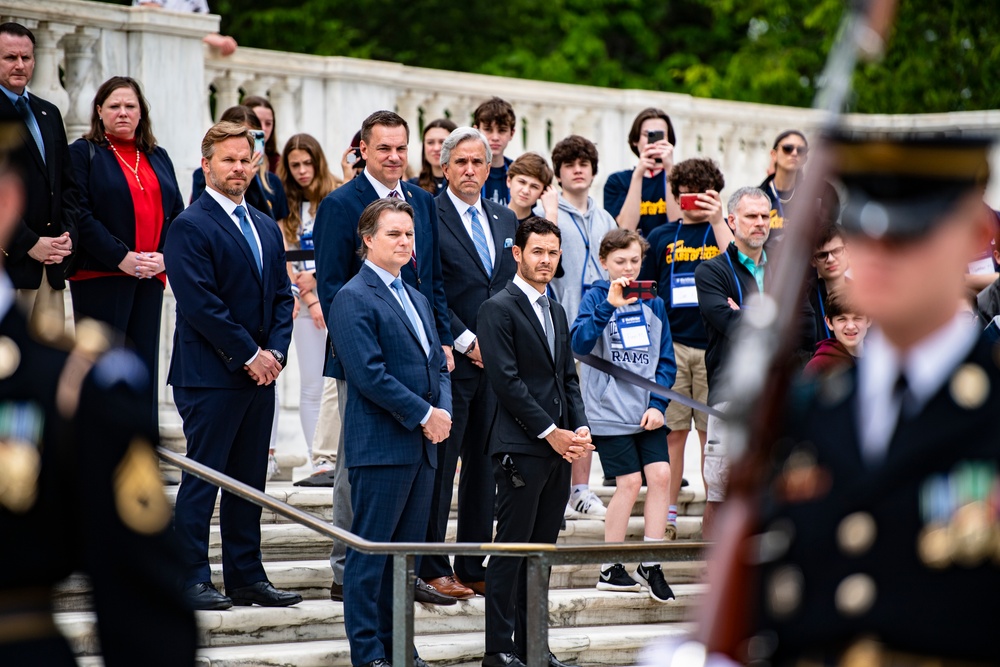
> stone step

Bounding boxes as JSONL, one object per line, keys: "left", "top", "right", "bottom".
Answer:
{"left": 165, "top": 483, "right": 704, "bottom": 525}
{"left": 54, "top": 560, "right": 707, "bottom": 611}
{"left": 59, "top": 585, "right": 704, "bottom": 655}
{"left": 208, "top": 516, "right": 703, "bottom": 563}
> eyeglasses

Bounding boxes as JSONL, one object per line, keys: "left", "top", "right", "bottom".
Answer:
{"left": 813, "top": 246, "right": 845, "bottom": 262}
{"left": 780, "top": 144, "right": 809, "bottom": 156}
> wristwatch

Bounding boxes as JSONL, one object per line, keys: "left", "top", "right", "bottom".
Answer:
{"left": 466, "top": 338, "right": 477, "bottom": 355}
{"left": 266, "top": 349, "right": 285, "bottom": 366}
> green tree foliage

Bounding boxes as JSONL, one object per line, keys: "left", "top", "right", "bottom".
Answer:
{"left": 103, "top": 0, "right": 1000, "bottom": 113}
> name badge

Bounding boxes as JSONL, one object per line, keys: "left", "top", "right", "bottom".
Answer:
{"left": 616, "top": 309, "right": 651, "bottom": 349}
{"left": 967, "top": 255, "right": 994, "bottom": 276}
{"left": 300, "top": 231, "right": 316, "bottom": 271}
{"left": 671, "top": 274, "right": 698, "bottom": 308}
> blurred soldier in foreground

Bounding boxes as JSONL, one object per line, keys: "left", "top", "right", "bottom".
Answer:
{"left": 750, "top": 132, "right": 1000, "bottom": 665}
{"left": 0, "top": 112, "right": 196, "bottom": 665}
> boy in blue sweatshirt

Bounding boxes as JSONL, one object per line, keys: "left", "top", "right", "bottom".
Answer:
{"left": 571, "top": 228, "right": 678, "bottom": 602}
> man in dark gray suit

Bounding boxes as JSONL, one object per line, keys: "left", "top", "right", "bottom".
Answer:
{"left": 420, "top": 128, "right": 518, "bottom": 599}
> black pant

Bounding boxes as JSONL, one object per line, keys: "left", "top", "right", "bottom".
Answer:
{"left": 484, "top": 452, "right": 569, "bottom": 655}
{"left": 70, "top": 276, "right": 164, "bottom": 429}
{"left": 421, "top": 373, "right": 497, "bottom": 582}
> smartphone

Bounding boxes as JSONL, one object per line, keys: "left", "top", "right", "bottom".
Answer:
{"left": 646, "top": 129, "right": 665, "bottom": 163}
{"left": 251, "top": 130, "right": 266, "bottom": 157}
{"left": 680, "top": 193, "right": 701, "bottom": 210}
{"left": 622, "top": 280, "right": 657, "bottom": 300}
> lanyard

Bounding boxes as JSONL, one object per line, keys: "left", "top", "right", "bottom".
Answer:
{"left": 769, "top": 181, "right": 785, "bottom": 221}
{"left": 482, "top": 162, "right": 509, "bottom": 201}
{"left": 723, "top": 250, "right": 743, "bottom": 307}
{"left": 569, "top": 210, "right": 604, "bottom": 294}
{"left": 817, "top": 283, "right": 830, "bottom": 338}
{"left": 668, "top": 223, "right": 713, "bottom": 285}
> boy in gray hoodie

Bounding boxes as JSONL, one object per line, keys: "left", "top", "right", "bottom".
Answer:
{"left": 571, "top": 229, "right": 677, "bottom": 602}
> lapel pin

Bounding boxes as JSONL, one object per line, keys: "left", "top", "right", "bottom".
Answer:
{"left": 40, "top": 110, "right": 47, "bottom": 116}
{"left": 504, "top": 238, "right": 513, "bottom": 248}
{"left": 492, "top": 214, "right": 498, "bottom": 220}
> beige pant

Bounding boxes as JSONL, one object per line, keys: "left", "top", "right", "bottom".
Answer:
{"left": 17, "top": 280, "right": 69, "bottom": 336}
{"left": 310, "top": 377, "right": 341, "bottom": 467}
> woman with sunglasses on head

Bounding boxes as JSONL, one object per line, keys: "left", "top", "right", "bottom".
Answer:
{"left": 760, "top": 130, "right": 840, "bottom": 246}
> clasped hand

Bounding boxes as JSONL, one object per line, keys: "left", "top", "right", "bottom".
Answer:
{"left": 546, "top": 427, "right": 594, "bottom": 462}
{"left": 245, "top": 348, "right": 282, "bottom": 386}
{"left": 422, "top": 407, "right": 452, "bottom": 444}
{"left": 119, "top": 251, "right": 164, "bottom": 279}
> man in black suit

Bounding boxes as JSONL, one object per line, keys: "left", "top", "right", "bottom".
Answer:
{"left": 747, "top": 132, "right": 1000, "bottom": 665}
{"left": 419, "top": 127, "right": 518, "bottom": 599}
{"left": 477, "top": 217, "right": 593, "bottom": 667}
{"left": 0, "top": 23, "right": 77, "bottom": 322}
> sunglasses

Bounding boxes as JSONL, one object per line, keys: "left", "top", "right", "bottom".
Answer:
{"left": 813, "top": 246, "right": 845, "bottom": 262}
{"left": 780, "top": 144, "right": 809, "bottom": 156}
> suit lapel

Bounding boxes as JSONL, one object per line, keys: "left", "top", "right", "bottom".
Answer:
{"left": 510, "top": 284, "right": 554, "bottom": 366}
{"left": 1, "top": 94, "right": 45, "bottom": 175}
{"left": 201, "top": 194, "right": 263, "bottom": 285}
{"left": 439, "top": 195, "right": 488, "bottom": 279}
{"left": 362, "top": 265, "right": 425, "bottom": 352}
{"left": 483, "top": 200, "right": 511, "bottom": 284}
{"left": 29, "top": 97, "right": 57, "bottom": 185}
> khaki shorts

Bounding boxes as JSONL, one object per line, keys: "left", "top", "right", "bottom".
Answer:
{"left": 665, "top": 342, "right": 710, "bottom": 432}
{"left": 703, "top": 402, "right": 730, "bottom": 502}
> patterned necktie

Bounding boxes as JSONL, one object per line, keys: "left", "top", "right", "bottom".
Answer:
{"left": 536, "top": 295, "right": 556, "bottom": 359}
{"left": 15, "top": 96, "right": 44, "bottom": 162}
{"left": 467, "top": 206, "right": 493, "bottom": 276}
{"left": 388, "top": 190, "right": 401, "bottom": 199}
{"left": 235, "top": 206, "right": 262, "bottom": 276}
{"left": 391, "top": 278, "right": 428, "bottom": 355}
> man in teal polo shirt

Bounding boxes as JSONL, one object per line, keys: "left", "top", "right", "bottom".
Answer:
{"left": 693, "top": 186, "right": 771, "bottom": 537}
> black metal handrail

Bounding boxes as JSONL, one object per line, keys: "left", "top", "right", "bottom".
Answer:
{"left": 158, "top": 448, "right": 707, "bottom": 667}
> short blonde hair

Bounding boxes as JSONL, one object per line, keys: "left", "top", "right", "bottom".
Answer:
{"left": 201, "top": 121, "right": 253, "bottom": 160}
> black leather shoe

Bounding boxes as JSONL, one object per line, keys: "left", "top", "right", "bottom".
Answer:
{"left": 358, "top": 660, "right": 391, "bottom": 667}
{"left": 330, "top": 581, "right": 344, "bottom": 601}
{"left": 185, "top": 582, "right": 232, "bottom": 610}
{"left": 514, "top": 651, "right": 572, "bottom": 667}
{"left": 482, "top": 653, "right": 526, "bottom": 667}
{"left": 414, "top": 577, "right": 457, "bottom": 605}
{"left": 293, "top": 469, "right": 336, "bottom": 487}
{"left": 414, "top": 657, "right": 429, "bottom": 667}
{"left": 228, "top": 581, "right": 302, "bottom": 607}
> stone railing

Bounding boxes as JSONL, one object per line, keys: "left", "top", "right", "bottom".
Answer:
{"left": 4, "top": 0, "right": 1000, "bottom": 470}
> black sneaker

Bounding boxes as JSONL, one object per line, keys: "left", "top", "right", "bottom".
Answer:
{"left": 596, "top": 563, "right": 641, "bottom": 592}
{"left": 635, "top": 563, "right": 675, "bottom": 603}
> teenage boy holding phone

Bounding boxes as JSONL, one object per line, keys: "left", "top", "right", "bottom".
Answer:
{"left": 604, "top": 108, "right": 683, "bottom": 236}
{"left": 639, "top": 158, "right": 732, "bottom": 537}
{"left": 571, "top": 228, "right": 677, "bottom": 602}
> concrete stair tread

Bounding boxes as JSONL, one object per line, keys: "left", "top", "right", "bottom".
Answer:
{"left": 58, "top": 586, "right": 704, "bottom": 655}
{"left": 78, "top": 621, "right": 694, "bottom": 666}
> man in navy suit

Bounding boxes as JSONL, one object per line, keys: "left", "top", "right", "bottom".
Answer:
{"left": 0, "top": 23, "right": 78, "bottom": 322}
{"left": 165, "top": 121, "right": 299, "bottom": 611}
{"left": 330, "top": 198, "right": 452, "bottom": 667}
{"left": 419, "top": 127, "right": 518, "bottom": 599}
{"left": 312, "top": 110, "right": 455, "bottom": 605}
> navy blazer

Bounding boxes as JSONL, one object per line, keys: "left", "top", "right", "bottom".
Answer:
{"left": 436, "top": 193, "right": 518, "bottom": 380}
{"left": 313, "top": 174, "right": 451, "bottom": 379}
{"left": 164, "top": 191, "right": 293, "bottom": 389}
{"left": 0, "top": 92, "right": 79, "bottom": 290}
{"left": 67, "top": 139, "right": 184, "bottom": 273}
{"left": 330, "top": 263, "right": 451, "bottom": 469}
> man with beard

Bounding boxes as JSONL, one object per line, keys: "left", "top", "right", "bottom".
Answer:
{"left": 165, "top": 121, "right": 298, "bottom": 611}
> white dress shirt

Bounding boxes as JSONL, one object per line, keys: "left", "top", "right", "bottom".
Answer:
{"left": 205, "top": 187, "right": 264, "bottom": 365}
{"left": 364, "top": 167, "right": 404, "bottom": 200}
{"left": 363, "top": 260, "right": 436, "bottom": 425}
{"left": 448, "top": 188, "right": 497, "bottom": 354}
{"left": 512, "top": 273, "right": 559, "bottom": 439}
{"left": 857, "top": 311, "right": 979, "bottom": 464}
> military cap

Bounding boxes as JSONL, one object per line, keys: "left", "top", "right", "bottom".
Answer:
{"left": 830, "top": 130, "right": 994, "bottom": 240}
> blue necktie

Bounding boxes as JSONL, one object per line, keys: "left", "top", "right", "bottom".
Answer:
{"left": 468, "top": 206, "right": 493, "bottom": 276}
{"left": 391, "top": 278, "right": 428, "bottom": 354}
{"left": 15, "top": 96, "right": 44, "bottom": 162}
{"left": 235, "top": 206, "right": 262, "bottom": 276}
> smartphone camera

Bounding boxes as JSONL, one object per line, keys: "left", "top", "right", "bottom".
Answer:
{"left": 251, "top": 130, "right": 266, "bottom": 159}
{"left": 646, "top": 129, "right": 665, "bottom": 164}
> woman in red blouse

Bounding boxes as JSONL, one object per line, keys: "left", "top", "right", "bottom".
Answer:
{"left": 68, "top": 76, "right": 184, "bottom": 429}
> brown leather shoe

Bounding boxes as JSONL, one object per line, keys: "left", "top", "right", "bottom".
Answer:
{"left": 425, "top": 575, "right": 475, "bottom": 600}
{"left": 455, "top": 576, "right": 486, "bottom": 597}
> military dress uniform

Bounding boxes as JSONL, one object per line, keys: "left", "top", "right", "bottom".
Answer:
{"left": 749, "top": 135, "right": 1000, "bottom": 666}
{"left": 0, "top": 299, "right": 196, "bottom": 666}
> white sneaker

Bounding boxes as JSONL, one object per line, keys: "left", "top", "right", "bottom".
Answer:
{"left": 266, "top": 453, "right": 280, "bottom": 481}
{"left": 566, "top": 489, "right": 607, "bottom": 520}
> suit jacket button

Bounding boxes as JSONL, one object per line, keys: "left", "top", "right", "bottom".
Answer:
{"left": 553, "top": 398, "right": 560, "bottom": 405}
